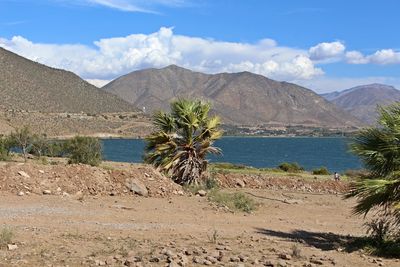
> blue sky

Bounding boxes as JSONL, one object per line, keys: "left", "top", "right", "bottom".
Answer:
{"left": 1, "top": 0, "right": 400, "bottom": 92}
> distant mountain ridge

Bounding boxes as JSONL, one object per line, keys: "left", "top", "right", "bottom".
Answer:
{"left": 0, "top": 47, "right": 137, "bottom": 113}
{"left": 321, "top": 83, "right": 400, "bottom": 124}
{"left": 103, "top": 65, "right": 362, "bottom": 127}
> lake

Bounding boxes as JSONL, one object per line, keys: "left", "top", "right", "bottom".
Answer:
{"left": 102, "top": 137, "right": 363, "bottom": 172}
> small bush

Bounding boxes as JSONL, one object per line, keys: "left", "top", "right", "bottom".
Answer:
{"left": 204, "top": 177, "right": 219, "bottom": 190}
{"left": 0, "top": 227, "right": 14, "bottom": 248}
{"left": 65, "top": 136, "right": 102, "bottom": 166}
{"left": 312, "top": 167, "right": 330, "bottom": 175}
{"left": 278, "top": 162, "right": 304, "bottom": 173}
{"left": 364, "top": 213, "right": 399, "bottom": 242}
{"left": 208, "top": 191, "right": 256, "bottom": 213}
{"left": 0, "top": 136, "right": 13, "bottom": 161}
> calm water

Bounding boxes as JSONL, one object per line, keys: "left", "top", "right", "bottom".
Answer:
{"left": 102, "top": 137, "right": 363, "bottom": 172}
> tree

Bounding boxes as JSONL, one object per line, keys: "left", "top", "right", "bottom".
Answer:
{"left": 348, "top": 103, "right": 400, "bottom": 220}
{"left": 30, "top": 134, "right": 49, "bottom": 158}
{"left": 0, "top": 135, "right": 14, "bottom": 161}
{"left": 144, "top": 99, "right": 223, "bottom": 185}
{"left": 65, "top": 136, "right": 102, "bottom": 166}
{"left": 10, "top": 126, "right": 33, "bottom": 162}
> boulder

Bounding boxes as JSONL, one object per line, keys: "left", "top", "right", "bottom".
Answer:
{"left": 125, "top": 178, "right": 148, "bottom": 197}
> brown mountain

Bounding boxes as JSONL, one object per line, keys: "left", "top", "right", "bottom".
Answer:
{"left": 0, "top": 47, "right": 152, "bottom": 137}
{"left": 0, "top": 47, "right": 136, "bottom": 113}
{"left": 103, "top": 65, "right": 361, "bottom": 127}
{"left": 321, "top": 84, "right": 400, "bottom": 124}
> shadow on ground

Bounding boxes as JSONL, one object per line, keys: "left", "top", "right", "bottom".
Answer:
{"left": 255, "top": 228, "right": 358, "bottom": 252}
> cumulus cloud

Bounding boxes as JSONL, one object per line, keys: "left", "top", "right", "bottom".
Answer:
{"left": 309, "top": 41, "right": 345, "bottom": 61}
{"left": 0, "top": 27, "right": 323, "bottom": 81}
{"left": 345, "top": 49, "right": 400, "bottom": 65}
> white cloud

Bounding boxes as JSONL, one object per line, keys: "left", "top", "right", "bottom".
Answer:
{"left": 0, "top": 27, "right": 323, "bottom": 81}
{"left": 345, "top": 49, "right": 400, "bottom": 65}
{"left": 309, "top": 41, "right": 345, "bottom": 61}
{"left": 368, "top": 49, "right": 400, "bottom": 64}
{"left": 86, "top": 79, "right": 111, "bottom": 87}
{"left": 345, "top": 50, "right": 368, "bottom": 64}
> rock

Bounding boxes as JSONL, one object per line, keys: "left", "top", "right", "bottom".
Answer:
{"left": 205, "top": 256, "right": 217, "bottom": 264}
{"left": 42, "top": 190, "right": 52, "bottom": 195}
{"left": 203, "top": 259, "right": 212, "bottom": 265}
{"left": 279, "top": 254, "right": 292, "bottom": 260}
{"left": 197, "top": 190, "right": 207, "bottom": 197}
{"left": 7, "top": 244, "right": 18, "bottom": 250}
{"left": 193, "top": 257, "right": 202, "bottom": 264}
{"left": 18, "top": 171, "right": 30, "bottom": 178}
{"left": 38, "top": 170, "right": 45, "bottom": 174}
{"left": 310, "top": 258, "right": 323, "bottom": 265}
{"left": 17, "top": 191, "right": 25, "bottom": 196}
{"left": 236, "top": 179, "right": 245, "bottom": 187}
{"left": 125, "top": 178, "right": 148, "bottom": 197}
{"left": 94, "top": 259, "right": 106, "bottom": 266}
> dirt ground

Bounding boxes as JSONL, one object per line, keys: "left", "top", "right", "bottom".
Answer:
{"left": 0, "top": 162, "right": 399, "bottom": 267}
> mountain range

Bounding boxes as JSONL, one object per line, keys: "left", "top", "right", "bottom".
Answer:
{"left": 321, "top": 84, "right": 400, "bottom": 124}
{"left": 103, "top": 65, "right": 361, "bottom": 128}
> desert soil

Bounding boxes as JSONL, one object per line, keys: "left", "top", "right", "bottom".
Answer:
{"left": 0, "top": 161, "right": 399, "bottom": 267}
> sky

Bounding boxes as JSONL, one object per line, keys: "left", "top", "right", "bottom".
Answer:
{"left": 1, "top": 0, "right": 400, "bottom": 93}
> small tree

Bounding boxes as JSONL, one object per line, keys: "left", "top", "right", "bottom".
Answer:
{"left": 144, "top": 99, "right": 223, "bottom": 185}
{"left": 0, "top": 135, "right": 14, "bottom": 161}
{"left": 65, "top": 136, "right": 102, "bottom": 166}
{"left": 10, "top": 126, "right": 34, "bottom": 162}
{"left": 30, "top": 134, "right": 49, "bottom": 158}
{"left": 348, "top": 103, "right": 400, "bottom": 222}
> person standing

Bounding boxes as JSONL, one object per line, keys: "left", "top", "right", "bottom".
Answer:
{"left": 334, "top": 172, "right": 340, "bottom": 181}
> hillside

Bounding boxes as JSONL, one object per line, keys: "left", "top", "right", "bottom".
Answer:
{"left": 321, "top": 84, "right": 400, "bottom": 124}
{"left": 0, "top": 47, "right": 137, "bottom": 113}
{"left": 103, "top": 65, "right": 361, "bottom": 128}
{"left": 0, "top": 47, "right": 152, "bottom": 137}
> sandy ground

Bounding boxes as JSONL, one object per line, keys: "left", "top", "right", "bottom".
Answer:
{"left": 1, "top": 188, "right": 399, "bottom": 267}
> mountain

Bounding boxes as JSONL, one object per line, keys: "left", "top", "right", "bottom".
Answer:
{"left": 103, "top": 65, "right": 361, "bottom": 127}
{"left": 0, "top": 47, "right": 152, "bottom": 137}
{"left": 321, "top": 84, "right": 400, "bottom": 124}
{"left": 0, "top": 47, "right": 136, "bottom": 113}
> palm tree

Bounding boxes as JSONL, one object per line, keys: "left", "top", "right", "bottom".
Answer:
{"left": 348, "top": 103, "right": 400, "bottom": 220}
{"left": 144, "top": 99, "right": 223, "bottom": 185}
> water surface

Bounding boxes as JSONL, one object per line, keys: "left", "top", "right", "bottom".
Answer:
{"left": 102, "top": 137, "right": 362, "bottom": 172}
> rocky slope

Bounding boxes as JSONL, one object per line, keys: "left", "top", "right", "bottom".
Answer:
{"left": 103, "top": 65, "right": 361, "bottom": 128}
{"left": 0, "top": 47, "right": 137, "bottom": 113}
{"left": 0, "top": 47, "right": 152, "bottom": 136}
{"left": 321, "top": 83, "right": 400, "bottom": 124}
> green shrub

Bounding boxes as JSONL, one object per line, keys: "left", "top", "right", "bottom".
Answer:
{"left": 0, "top": 136, "right": 13, "bottom": 161}
{"left": 278, "top": 162, "right": 304, "bottom": 173}
{"left": 65, "top": 136, "right": 102, "bottom": 166}
{"left": 312, "top": 167, "right": 330, "bottom": 175}
{"left": 208, "top": 191, "right": 256, "bottom": 213}
{"left": 204, "top": 177, "right": 219, "bottom": 190}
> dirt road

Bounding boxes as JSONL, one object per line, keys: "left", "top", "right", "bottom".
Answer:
{"left": 1, "top": 188, "right": 398, "bottom": 266}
